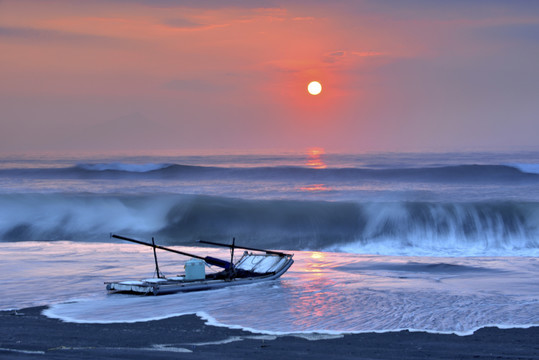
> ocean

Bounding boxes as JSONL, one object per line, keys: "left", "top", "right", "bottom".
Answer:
{"left": 0, "top": 150, "right": 538, "bottom": 335}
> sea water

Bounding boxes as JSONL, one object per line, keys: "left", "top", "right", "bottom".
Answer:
{"left": 0, "top": 150, "right": 538, "bottom": 335}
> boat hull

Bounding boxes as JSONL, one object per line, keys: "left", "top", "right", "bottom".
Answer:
{"left": 106, "top": 257, "right": 293, "bottom": 295}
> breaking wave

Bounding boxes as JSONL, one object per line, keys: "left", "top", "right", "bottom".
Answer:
{"left": 1, "top": 194, "right": 537, "bottom": 256}
{"left": 508, "top": 163, "right": 539, "bottom": 175}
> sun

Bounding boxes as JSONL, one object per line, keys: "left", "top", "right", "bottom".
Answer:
{"left": 307, "top": 81, "right": 322, "bottom": 95}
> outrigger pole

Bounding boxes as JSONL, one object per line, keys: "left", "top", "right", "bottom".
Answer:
{"left": 198, "top": 240, "right": 292, "bottom": 257}
{"left": 111, "top": 234, "right": 232, "bottom": 269}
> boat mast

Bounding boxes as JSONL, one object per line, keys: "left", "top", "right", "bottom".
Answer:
{"left": 151, "top": 237, "right": 162, "bottom": 278}
{"left": 230, "top": 237, "right": 235, "bottom": 266}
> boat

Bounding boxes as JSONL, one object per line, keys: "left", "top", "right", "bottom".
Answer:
{"left": 105, "top": 234, "right": 294, "bottom": 295}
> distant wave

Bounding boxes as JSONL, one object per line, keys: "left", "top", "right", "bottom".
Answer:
{"left": 76, "top": 162, "right": 173, "bottom": 173}
{"left": 0, "top": 163, "right": 538, "bottom": 183}
{"left": 1, "top": 193, "right": 537, "bottom": 256}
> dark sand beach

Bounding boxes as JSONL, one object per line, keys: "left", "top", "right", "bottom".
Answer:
{"left": 1, "top": 306, "right": 537, "bottom": 360}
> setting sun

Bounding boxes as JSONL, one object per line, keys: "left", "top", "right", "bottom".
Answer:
{"left": 307, "top": 81, "right": 322, "bottom": 95}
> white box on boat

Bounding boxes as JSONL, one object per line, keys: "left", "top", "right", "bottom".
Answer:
{"left": 185, "top": 258, "right": 205, "bottom": 280}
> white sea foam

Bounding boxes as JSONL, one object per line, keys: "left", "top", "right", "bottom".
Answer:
{"left": 0, "top": 348, "right": 46, "bottom": 355}
{"left": 141, "top": 345, "right": 192, "bottom": 353}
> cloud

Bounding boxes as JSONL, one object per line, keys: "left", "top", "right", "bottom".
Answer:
{"left": 0, "top": 26, "right": 124, "bottom": 45}
{"left": 106, "top": 0, "right": 280, "bottom": 10}
{"left": 164, "top": 78, "right": 227, "bottom": 92}
{"left": 291, "top": 16, "right": 316, "bottom": 21}
{"left": 160, "top": 17, "right": 230, "bottom": 31}
{"left": 326, "top": 0, "right": 539, "bottom": 20}
{"left": 323, "top": 50, "right": 384, "bottom": 64}
{"left": 162, "top": 18, "right": 206, "bottom": 29}
{"left": 474, "top": 23, "right": 539, "bottom": 44}
{"left": 328, "top": 51, "right": 345, "bottom": 57}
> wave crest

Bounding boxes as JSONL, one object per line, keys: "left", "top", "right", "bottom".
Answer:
{"left": 76, "top": 162, "right": 173, "bottom": 173}
{"left": 1, "top": 163, "right": 538, "bottom": 183}
{"left": 508, "top": 163, "right": 539, "bottom": 175}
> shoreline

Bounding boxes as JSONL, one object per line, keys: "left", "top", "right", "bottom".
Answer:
{"left": 1, "top": 306, "right": 538, "bottom": 360}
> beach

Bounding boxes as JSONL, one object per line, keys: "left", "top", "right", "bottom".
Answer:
{"left": 1, "top": 306, "right": 538, "bottom": 360}
{"left": 0, "top": 152, "right": 538, "bottom": 358}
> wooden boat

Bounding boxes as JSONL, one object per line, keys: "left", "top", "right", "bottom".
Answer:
{"left": 105, "top": 234, "right": 294, "bottom": 295}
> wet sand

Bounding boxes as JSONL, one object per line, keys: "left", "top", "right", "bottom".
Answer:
{"left": 1, "top": 306, "right": 538, "bottom": 359}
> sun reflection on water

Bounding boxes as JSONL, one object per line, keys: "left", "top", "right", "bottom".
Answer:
{"left": 299, "top": 184, "right": 331, "bottom": 192}
{"left": 306, "top": 147, "right": 327, "bottom": 169}
{"left": 301, "top": 148, "right": 331, "bottom": 193}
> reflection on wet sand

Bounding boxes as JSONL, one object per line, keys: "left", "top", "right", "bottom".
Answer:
{"left": 285, "top": 251, "right": 355, "bottom": 328}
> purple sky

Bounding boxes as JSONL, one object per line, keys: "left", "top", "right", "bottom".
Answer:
{"left": 1, "top": 0, "right": 538, "bottom": 153}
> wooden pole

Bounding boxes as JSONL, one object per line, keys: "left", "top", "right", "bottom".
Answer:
{"left": 151, "top": 237, "right": 161, "bottom": 278}
{"left": 111, "top": 234, "right": 232, "bottom": 269}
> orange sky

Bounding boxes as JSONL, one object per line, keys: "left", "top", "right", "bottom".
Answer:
{"left": 1, "top": 0, "right": 538, "bottom": 153}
